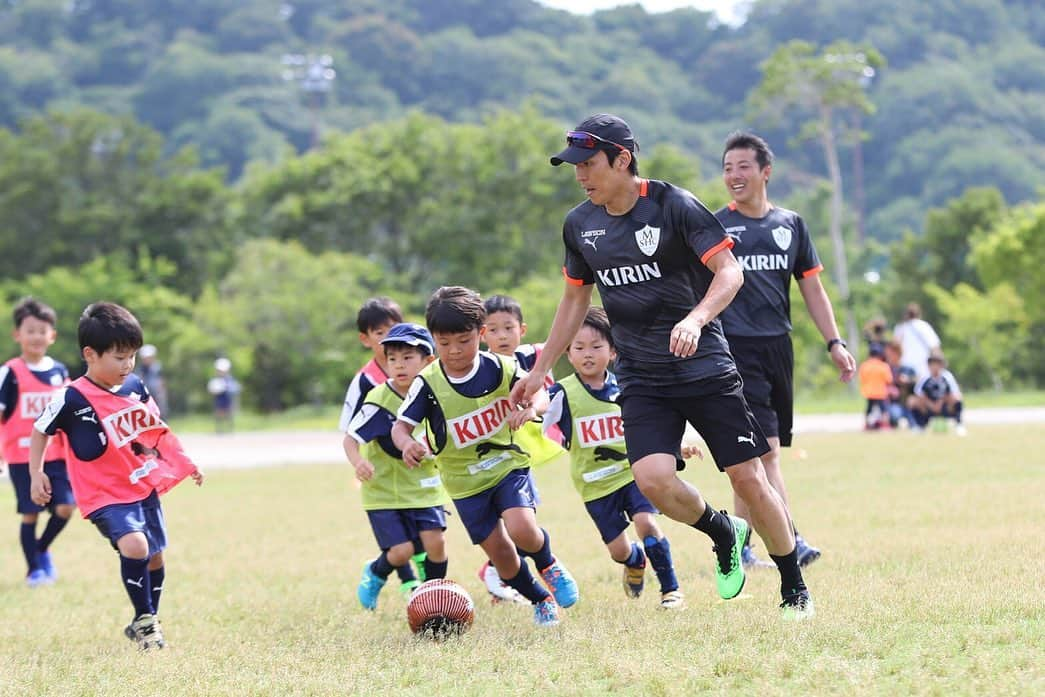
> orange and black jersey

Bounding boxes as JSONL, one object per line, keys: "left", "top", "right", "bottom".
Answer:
{"left": 561, "top": 179, "right": 736, "bottom": 390}
{"left": 714, "top": 203, "right": 823, "bottom": 338}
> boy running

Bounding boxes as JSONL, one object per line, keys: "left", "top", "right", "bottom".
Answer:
{"left": 544, "top": 307, "right": 686, "bottom": 609}
{"left": 338, "top": 296, "right": 424, "bottom": 594}
{"left": 1, "top": 298, "right": 74, "bottom": 586}
{"left": 30, "top": 302, "right": 203, "bottom": 650}
{"left": 344, "top": 323, "right": 451, "bottom": 610}
{"left": 391, "top": 286, "right": 578, "bottom": 627}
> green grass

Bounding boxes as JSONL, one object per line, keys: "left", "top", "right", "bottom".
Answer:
{"left": 2, "top": 425, "right": 1043, "bottom": 695}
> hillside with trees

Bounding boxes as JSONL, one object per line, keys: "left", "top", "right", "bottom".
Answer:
{"left": 0, "top": 0, "right": 1042, "bottom": 410}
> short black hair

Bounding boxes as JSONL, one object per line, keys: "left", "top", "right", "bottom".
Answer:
{"left": 383, "top": 342, "right": 428, "bottom": 358}
{"left": 357, "top": 297, "right": 403, "bottom": 333}
{"left": 426, "top": 286, "right": 485, "bottom": 334}
{"left": 581, "top": 306, "right": 614, "bottom": 349}
{"left": 78, "top": 302, "right": 143, "bottom": 355}
{"left": 13, "top": 297, "right": 57, "bottom": 329}
{"left": 722, "top": 131, "right": 774, "bottom": 170}
{"left": 605, "top": 148, "right": 640, "bottom": 176}
{"left": 483, "top": 294, "right": 524, "bottom": 323}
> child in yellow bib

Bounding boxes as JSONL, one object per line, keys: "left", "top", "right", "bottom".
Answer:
{"left": 344, "top": 323, "right": 451, "bottom": 611}
{"left": 392, "top": 286, "right": 578, "bottom": 627}
{"left": 544, "top": 307, "right": 685, "bottom": 609}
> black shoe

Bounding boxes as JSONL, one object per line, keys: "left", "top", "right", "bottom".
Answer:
{"left": 780, "top": 589, "right": 815, "bottom": 620}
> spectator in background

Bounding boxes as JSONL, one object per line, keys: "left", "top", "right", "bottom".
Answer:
{"left": 893, "top": 303, "right": 940, "bottom": 382}
{"left": 207, "top": 358, "right": 240, "bottom": 434}
{"left": 911, "top": 352, "right": 966, "bottom": 436}
{"left": 136, "top": 345, "right": 169, "bottom": 416}
{"left": 858, "top": 343, "right": 893, "bottom": 430}
{"left": 884, "top": 340, "right": 916, "bottom": 429}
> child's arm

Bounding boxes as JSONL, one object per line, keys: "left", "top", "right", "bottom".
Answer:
{"left": 391, "top": 420, "right": 426, "bottom": 468}
{"left": 342, "top": 433, "right": 375, "bottom": 481}
{"left": 28, "top": 429, "right": 52, "bottom": 506}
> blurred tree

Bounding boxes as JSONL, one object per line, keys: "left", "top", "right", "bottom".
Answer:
{"left": 925, "top": 281, "right": 1028, "bottom": 390}
{"left": 970, "top": 200, "right": 1045, "bottom": 384}
{"left": 182, "top": 239, "right": 395, "bottom": 411}
{"left": 235, "top": 106, "right": 578, "bottom": 295}
{"left": 0, "top": 108, "right": 229, "bottom": 295}
{"left": 884, "top": 187, "right": 1005, "bottom": 325}
{"left": 0, "top": 253, "right": 195, "bottom": 396}
{"left": 749, "top": 39, "right": 885, "bottom": 353}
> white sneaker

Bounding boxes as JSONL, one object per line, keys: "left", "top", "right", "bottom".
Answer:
{"left": 955, "top": 424, "right": 967, "bottom": 437}
{"left": 478, "top": 561, "right": 529, "bottom": 604}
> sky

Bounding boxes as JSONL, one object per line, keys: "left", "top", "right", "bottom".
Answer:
{"left": 536, "top": 0, "right": 749, "bottom": 26}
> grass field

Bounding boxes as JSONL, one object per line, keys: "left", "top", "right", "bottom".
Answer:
{"left": 2, "top": 425, "right": 1043, "bottom": 696}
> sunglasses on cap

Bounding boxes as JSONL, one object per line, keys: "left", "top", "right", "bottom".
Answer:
{"left": 566, "top": 131, "right": 628, "bottom": 152}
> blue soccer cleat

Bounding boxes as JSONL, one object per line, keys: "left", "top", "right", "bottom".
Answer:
{"left": 795, "top": 535, "right": 822, "bottom": 568}
{"left": 26, "top": 568, "right": 52, "bottom": 588}
{"left": 357, "top": 561, "right": 387, "bottom": 610}
{"left": 539, "top": 560, "right": 579, "bottom": 608}
{"left": 37, "top": 551, "right": 57, "bottom": 581}
{"left": 533, "top": 598, "right": 560, "bottom": 627}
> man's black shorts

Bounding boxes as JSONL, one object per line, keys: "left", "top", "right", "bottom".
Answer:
{"left": 619, "top": 373, "right": 769, "bottom": 471}
{"left": 728, "top": 334, "right": 794, "bottom": 447}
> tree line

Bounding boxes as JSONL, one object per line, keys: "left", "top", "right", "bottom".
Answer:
{"left": 1, "top": 0, "right": 1042, "bottom": 243}
{"left": 1, "top": 107, "right": 1040, "bottom": 413}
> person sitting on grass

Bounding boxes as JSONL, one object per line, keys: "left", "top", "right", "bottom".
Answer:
{"left": 910, "top": 351, "right": 967, "bottom": 436}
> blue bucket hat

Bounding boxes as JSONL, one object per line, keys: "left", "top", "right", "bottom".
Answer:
{"left": 381, "top": 322, "right": 435, "bottom": 356}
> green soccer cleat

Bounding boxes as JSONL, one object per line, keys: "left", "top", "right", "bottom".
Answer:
{"left": 399, "top": 579, "right": 421, "bottom": 598}
{"left": 713, "top": 513, "right": 748, "bottom": 600}
{"left": 411, "top": 552, "right": 428, "bottom": 583}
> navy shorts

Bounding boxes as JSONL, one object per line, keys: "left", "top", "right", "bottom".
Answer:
{"left": 729, "top": 335, "right": 795, "bottom": 446}
{"left": 7, "top": 460, "right": 76, "bottom": 514}
{"left": 452, "top": 468, "right": 537, "bottom": 545}
{"left": 620, "top": 373, "right": 770, "bottom": 471}
{"left": 584, "top": 481, "right": 657, "bottom": 543}
{"left": 366, "top": 506, "right": 447, "bottom": 550}
{"left": 89, "top": 490, "right": 167, "bottom": 555}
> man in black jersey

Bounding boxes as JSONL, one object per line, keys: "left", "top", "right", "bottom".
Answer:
{"left": 511, "top": 114, "right": 813, "bottom": 618}
{"left": 716, "top": 131, "right": 857, "bottom": 569}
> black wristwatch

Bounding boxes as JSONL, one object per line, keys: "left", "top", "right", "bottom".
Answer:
{"left": 826, "top": 338, "right": 847, "bottom": 352}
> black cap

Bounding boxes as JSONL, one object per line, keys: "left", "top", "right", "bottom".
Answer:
{"left": 550, "top": 113, "right": 639, "bottom": 166}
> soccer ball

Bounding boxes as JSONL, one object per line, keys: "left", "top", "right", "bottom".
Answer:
{"left": 406, "top": 579, "right": 475, "bottom": 639}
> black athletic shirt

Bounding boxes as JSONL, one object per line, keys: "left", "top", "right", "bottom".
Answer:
{"left": 562, "top": 179, "right": 736, "bottom": 391}
{"left": 714, "top": 203, "right": 823, "bottom": 338}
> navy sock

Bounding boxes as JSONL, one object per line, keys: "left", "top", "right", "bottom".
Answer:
{"left": 953, "top": 401, "right": 963, "bottom": 424}
{"left": 370, "top": 551, "right": 395, "bottom": 579}
{"left": 120, "top": 555, "right": 153, "bottom": 618}
{"left": 523, "top": 528, "right": 554, "bottom": 571}
{"left": 501, "top": 558, "right": 551, "bottom": 604}
{"left": 424, "top": 557, "right": 448, "bottom": 580}
{"left": 644, "top": 536, "right": 680, "bottom": 593}
{"left": 769, "top": 548, "right": 807, "bottom": 598}
{"left": 692, "top": 503, "right": 732, "bottom": 548}
{"left": 620, "top": 542, "right": 645, "bottom": 568}
{"left": 395, "top": 563, "right": 417, "bottom": 583}
{"left": 20, "top": 522, "right": 38, "bottom": 571}
{"left": 36, "top": 514, "right": 69, "bottom": 553}
{"left": 150, "top": 566, "right": 165, "bottom": 614}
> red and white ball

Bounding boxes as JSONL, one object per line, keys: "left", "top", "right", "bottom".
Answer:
{"left": 406, "top": 579, "right": 475, "bottom": 638}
